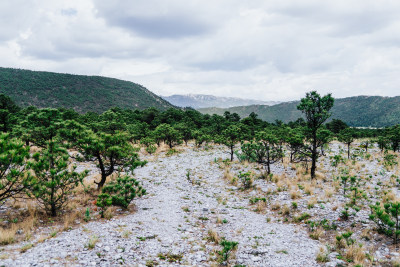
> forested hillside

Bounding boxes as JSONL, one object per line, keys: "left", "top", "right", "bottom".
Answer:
{"left": 162, "top": 94, "right": 279, "bottom": 108}
{"left": 198, "top": 95, "right": 400, "bottom": 127}
{"left": 0, "top": 67, "right": 174, "bottom": 113}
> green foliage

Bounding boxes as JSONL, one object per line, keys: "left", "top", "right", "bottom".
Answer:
{"left": 240, "top": 131, "right": 283, "bottom": 174}
{"left": 193, "top": 130, "right": 212, "bottom": 147}
{"left": 96, "top": 193, "right": 112, "bottom": 218}
{"left": 387, "top": 125, "right": 400, "bottom": 152}
{"left": 102, "top": 174, "right": 146, "bottom": 209}
{"left": 19, "top": 108, "right": 63, "bottom": 147}
{"left": 340, "top": 207, "right": 350, "bottom": 221}
{"left": 28, "top": 141, "right": 88, "bottom": 216}
{"left": 331, "top": 154, "right": 345, "bottom": 167}
{"left": 369, "top": 201, "right": 400, "bottom": 244}
{"left": 199, "top": 95, "right": 400, "bottom": 128}
{"left": 238, "top": 171, "right": 253, "bottom": 189}
{"left": 326, "top": 119, "right": 348, "bottom": 134}
{"left": 383, "top": 153, "right": 398, "bottom": 168}
{"left": 0, "top": 67, "right": 173, "bottom": 113}
{"left": 294, "top": 213, "right": 311, "bottom": 222}
{"left": 341, "top": 176, "right": 350, "bottom": 195}
{"left": 153, "top": 123, "right": 182, "bottom": 148}
{"left": 140, "top": 137, "right": 157, "bottom": 154}
{"left": 218, "top": 238, "right": 238, "bottom": 264}
{"left": 376, "top": 135, "right": 388, "bottom": 152}
{"left": 0, "top": 133, "right": 32, "bottom": 203}
{"left": 338, "top": 128, "right": 356, "bottom": 159}
{"left": 67, "top": 125, "right": 146, "bottom": 189}
{"left": 84, "top": 208, "right": 91, "bottom": 222}
{"left": 297, "top": 91, "right": 334, "bottom": 179}
{"left": 174, "top": 123, "right": 193, "bottom": 145}
{"left": 0, "top": 94, "right": 19, "bottom": 132}
{"left": 218, "top": 124, "right": 243, "bottom": 161}
{"left": 336, "top": 231, "right": 354, "bottom": 246}
{"left": 286, "top": 129, "right": 305, "bottom": 162}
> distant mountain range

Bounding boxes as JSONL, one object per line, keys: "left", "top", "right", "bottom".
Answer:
{"left": 2, "top": 67, "right": 400, "bottom": 127}
{"left": 198, "top": 95, "right": 400, "bottom": 127}
{"left": 162, "top": 94, "right": 280, "bottom": 109}
{"left": 0, "top": 67, "right": 174, "bottom": 113}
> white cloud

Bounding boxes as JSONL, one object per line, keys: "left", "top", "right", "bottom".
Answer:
{"left": 0, "top": 0, "right": 400, "bottom": 102}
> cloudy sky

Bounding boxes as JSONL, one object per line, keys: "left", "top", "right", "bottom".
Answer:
{"left": 1, "top": 0, "right": 400, "bottom": 101}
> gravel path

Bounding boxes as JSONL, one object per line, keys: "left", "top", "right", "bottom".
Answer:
{"left": 1, "top": 146, "right": 321, "bottom": 266}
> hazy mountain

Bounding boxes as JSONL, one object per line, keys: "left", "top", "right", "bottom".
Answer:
{"left": 0, "top": 67, "right": 174, "bottom": 113}
{"left": 162, "top": 94, "right": 280, "bottom": 109}
{"left": 198, "top": 95, "right": 400, "bottom": 127}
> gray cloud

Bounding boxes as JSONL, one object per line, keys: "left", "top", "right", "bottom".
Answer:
{"left": 102, "top": 14, "right": 210, "bottom": 39}
{"left": 94, "top": 1, "right": 214, "bottom": 39}
{"left": 0, "top": 0, "right": 400, "bottom": 102}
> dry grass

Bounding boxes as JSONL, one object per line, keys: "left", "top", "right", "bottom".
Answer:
{"left": 315, "top": 171, "right": 326, "bottom": 181}
{"left": 156, "top": 143, "right": 171, "bottom": 154}
{"left": 307, "top": 197, "right": 318, "bottom": 208}
{"left": 255, "top": 201, "right": 267, "bottom": 214}
{"left": 383, "top": 190, "right": 397, "bottom": 203}
{"left": 354, "top": 162, "right": 363, "bottom": 171}
{"left": 332, "top": 179, "right": 340, "bottom": 192}
{"left": 0, "top": 224, "right": 17, "bottom": 245}
{"left": 222, "top": 167, "right": 237, "bottom": 186}
{"left": 207, "top": 228, "right": 220, "bottom": 244}
{"left": 344, "top": 245, "right": 366, "bottom": 264}
{"left": 62, "top": 211, "right": 81, "bottom": 231}
{"left": 361, "top": 228, "right": 372, "bottom": 241}
{"left": 303, "top": 183, "right": 314, "bottom": 195}
{"left": 315, "top": 247, "right": 329, "bottom": 263}
{"left": 104, "top": 206, "right": 117, "bottom": 220}
{"left": 20, "top": 243, "right": 33, "bottom": 253}
{"left": 281, "top": 204, "right": 290, "bottom": 216}
{"left": 295, "top": 166, "right": 307, "bottom": 176}
{"left": 122, "top": 230, "right": 132, "bottom": 238}
{"left": 324, "top": 187, "right": 334, "bottom": 199}
{"left": 276, "top": 180, "right": 286, "bottom": 191}
{"left": 86, "top": 235, "right": 99, "bottom": 249}
{"left": 271, "top": 202, "right": 281, "bottom": 211}
{"left": 290, "top": 189, "right": 300, "bottom": 199}
{"left": 309, "top": 228, "right": 324, "bottom": 240}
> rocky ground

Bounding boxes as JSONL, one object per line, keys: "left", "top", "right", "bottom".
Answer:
{"left": 1, "top": 145, "right": 322, "bottom": 266}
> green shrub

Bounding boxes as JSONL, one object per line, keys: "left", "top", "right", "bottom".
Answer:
{"left": 28, "top": 141, "right": 88, "bottom": 216}
{"left": 238, "top": 171, "right": 253, "bottom": 189}
{"left": 0, "top": 133, "right": 33, "bottom": 204}
{"left": 102, "top": 174, "right": 146, "bottom": 209}
{"left": 218, "top": 238, "right": 238, "bottom": 264}
{"left": 96, "top": 193, "right": 112, "bottom": 218}
{"left": 369, "top": 201, "right": 400, "bottom": 244}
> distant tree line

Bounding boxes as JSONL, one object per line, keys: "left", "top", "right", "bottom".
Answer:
{"left": 0, "top": 92, "right": 398, "bottom": 216}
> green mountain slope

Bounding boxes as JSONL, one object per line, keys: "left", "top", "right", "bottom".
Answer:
{"left": 0, "top": 67, "right": 174, "bottom": 113}
{"left": 198, "top": 96, "right": 400, "bottom": 127}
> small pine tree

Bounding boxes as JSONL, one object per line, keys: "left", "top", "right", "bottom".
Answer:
{"left": 102, "top": 174, "right": 146, "bottom": 209}
{"left": 0, "top": 133, "right": 33, "bottom": 204}
{"left": 28, "top": 141, "right": 88, "bottom": 216}
{"left": 369, "top": 201, "right": 400, "bottom": 244}
{"left": 96, "top": 193, "right": 112, "bottom": 218}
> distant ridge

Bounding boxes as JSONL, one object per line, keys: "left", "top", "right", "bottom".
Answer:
{"left": 0, "top": 67, "right": 175, "bottom": 113}
{"left": 162, "top": 94, "right": 280, "bottom": 109}
{"left": 198, "top": 95, "right": 400, "bottom": 127}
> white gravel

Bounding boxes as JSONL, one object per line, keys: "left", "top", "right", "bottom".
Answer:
{"left": 0, "top": 145, "right": 321, "bottom": 266}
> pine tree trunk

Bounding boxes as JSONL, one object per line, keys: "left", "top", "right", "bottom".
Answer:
{"left": 347, "top": 143, "right": 350, "bottom": 159}
{"left": 311, "top": 140, "right": 317, "bottom": 179}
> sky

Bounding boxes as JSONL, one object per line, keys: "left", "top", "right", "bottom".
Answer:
{"left": 1, "top": 0, "right": 400, "bottom": 101}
